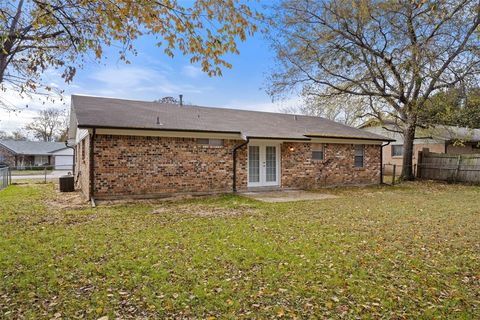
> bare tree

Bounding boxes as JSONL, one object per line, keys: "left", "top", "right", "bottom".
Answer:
{"left": 282, "top": 93, "right": 370, "bottom": 127}
{"left": 10, "top": 129, "right": 27, "bottom": 141}
{"left": 0, "top": 129, "right": 27, "bottom": 140}
{"left": 154, "top": 96, "right": 180, "bottom": 104}
{"left": 267, "top": 0, "right": 480, "bottom": 179}
{"left": 55, "top": 110, "right": 69, "bottom": 142}
{"left": 25, "top": 108, "right": 65, "bottom": 141}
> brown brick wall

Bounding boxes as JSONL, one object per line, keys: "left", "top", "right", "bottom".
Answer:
{"left": 281, "top": 142, "right": 381, "bottom": 188}
{"left": 82, "top": 135, "right": 381, "bottom": 198}
{"left": 93, "top": 135, "right": 246, "bottom": 198}
{"left": 0, "top": 144, "right": 16, "bottom": 166}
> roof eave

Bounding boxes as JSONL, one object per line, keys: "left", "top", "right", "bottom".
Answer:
{"left": 247, "top": 136, "right": 311, "bottom": 141}
{"left": 77, "top": 124, "right": 243, "bottom": 135}
{"left": 0, "top": 143, "right": 18, "bottom": 155}
{"left": 304, "top": 134, "right": 395, "bottom": 142}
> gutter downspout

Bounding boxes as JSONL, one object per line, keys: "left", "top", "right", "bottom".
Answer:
{"left": 89, "top": 128, "right": 96, "bottom": 207}
{"left": 232, "top": 136, "right": 249, "bottom": 193}
{"left": 64, "top": 141, "right": 75, "bottom": 175}
{"left": 380, "top": 141, "right": 391, "bottom": 184}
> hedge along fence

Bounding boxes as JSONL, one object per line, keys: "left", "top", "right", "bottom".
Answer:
{"left": 417, "top": 148, "right": 480, "bottom": 183}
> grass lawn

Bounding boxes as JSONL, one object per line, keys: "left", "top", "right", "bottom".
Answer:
{"left": 0, "top": 182, "right": 479, "bottom": 319}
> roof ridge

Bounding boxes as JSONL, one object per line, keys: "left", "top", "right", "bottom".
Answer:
{"left": 72, "top": 94, "right": 333, "bottom": 121}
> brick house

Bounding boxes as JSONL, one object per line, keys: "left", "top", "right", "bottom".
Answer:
{"left": 68, "top": 95, "right": 393, "bottom": 200}
{"left": 360, "top": 121, "right": 480, "bottom": 173}
{"left": 0, "top": 140, "right": 73, "bottom": 169}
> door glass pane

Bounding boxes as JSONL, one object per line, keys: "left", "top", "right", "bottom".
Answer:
{"left": 248, "top": 146, "right": 260, "bottom": 183}
{"left": 266, "top": 146, "right": 277, "bottom": 182}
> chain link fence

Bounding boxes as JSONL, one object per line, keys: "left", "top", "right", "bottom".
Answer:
{"left": 10, "top": 165, "right": 73, "bottom": 183}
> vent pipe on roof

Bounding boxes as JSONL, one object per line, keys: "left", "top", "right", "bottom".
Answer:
{"left": 179, "top": 94, "right": 183, "bottom": 106}
{"left": 294, "top": 115, "right": 298, "bottom": 120}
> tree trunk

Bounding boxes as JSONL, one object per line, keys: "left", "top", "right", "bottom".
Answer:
{"left": 0, "top": 0, "right": 24, "bottom": 85}
{"left": 401, "top": 120, "right": 416, "bottom": 180}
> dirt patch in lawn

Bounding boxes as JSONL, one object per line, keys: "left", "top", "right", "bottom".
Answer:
{"left": 152, "top": 204, "right": 256, "bottom": 217}
{"left": 45, "top": 188, "right": 89, "bottom": 210}
{"left": 242, "top": 190, "right": 339, "bottom": 203}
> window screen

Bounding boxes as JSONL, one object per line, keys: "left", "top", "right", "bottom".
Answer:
{"left": 391, "top": 145, "right": 403, "bottom": 157}
{"left": 197, "top": 138, "right": 223, "bottom": 146}
{"left": 354, "top": 145, "right": 364, "bottom": 168}
{"left": 311, "top": 144, "right": 324, "bottom": 160}
{"left": 209, "top": 139, "right": 223, "bottom": 146}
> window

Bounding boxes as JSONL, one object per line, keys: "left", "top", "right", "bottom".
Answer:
{"left": 196, "top": 138, "right": 223, "bottom": 146}
{"left": 311, "top": 143, "right": 324, "bottom": 160}
{"left": 391, "top": 145, "right": 403, "bottom": 157}
{"left": 354, "top": 144, "right": 364, "bottom": 168}
{"left": 35, "top": 155, "right": 48, "bottom": 165}
{"left": 81, "top": 139, "right": 85, "bottom": 161}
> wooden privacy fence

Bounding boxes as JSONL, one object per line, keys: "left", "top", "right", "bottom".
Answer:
{"left": 417, "top": 148, "right": 480, "bottom": 183}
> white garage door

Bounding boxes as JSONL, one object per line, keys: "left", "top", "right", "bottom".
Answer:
{"left": 54, "top": 155, "right": 73, "bottom": 170}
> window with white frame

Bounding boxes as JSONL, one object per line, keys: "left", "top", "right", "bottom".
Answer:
{"left": 391, "top": 145, "right": 403, "bottom": 157}
{"left": 311, "top": 143, "right": 324, "bottom": 160}
{"left": 354, "top": 145, "right": 364, "bottom": 168}
{"left": 196, "top": 138, "right": 224, "bottom": 146}
{"left": 35, "top": 155, "right": 48, "bottom": 165}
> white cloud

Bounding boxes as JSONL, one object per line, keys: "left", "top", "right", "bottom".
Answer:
{"left": 82, "top": 65, "right": 211, "bottom": 100}
{"left": 0, "top": 109, "right": 36, "bottom": 133}
{"left": 0, "top": 86, "right": 67, "bottom": 133}
{"left": 219, "top": 96, "right": 304, "bottom": 113}
{"left": 181, "top": 65, "right": 202, "bottom": 78}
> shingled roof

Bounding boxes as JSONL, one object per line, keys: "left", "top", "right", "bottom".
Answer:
{"left": 0, "top": 140, "right": 66, "bottom": 155}
{"left": 70, "top": 95, "right": 392, "bottom": 141}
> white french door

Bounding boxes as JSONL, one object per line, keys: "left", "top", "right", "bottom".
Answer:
{"left": 248, "top": 142, "right": 280, "bottom": 187}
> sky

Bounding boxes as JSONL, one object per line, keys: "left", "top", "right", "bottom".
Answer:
{"left": 0, "top": 19, "right": 302, "bottom": 134}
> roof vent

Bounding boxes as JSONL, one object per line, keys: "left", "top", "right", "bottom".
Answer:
{"left": 294, "top": 115, "right": 298, "bottom": 121}
{"left": 179, "top": 94, "right": 183, "bottom": 106}
{"left": 156, "top": 116, "right": 163, "bottom": 125}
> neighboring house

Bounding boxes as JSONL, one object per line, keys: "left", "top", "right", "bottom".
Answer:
{"left": 361, "top": 121, "right": 480, "bottom": 170}
{"left": 0, "top": 140, "right": 74, "bottom": 170}
{"left": 68, "top": 95, "right": 393, "bottom": 200}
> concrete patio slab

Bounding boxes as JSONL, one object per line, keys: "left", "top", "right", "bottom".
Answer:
{"left": 241, "top": 190, "right": 339, "bottom": 203}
